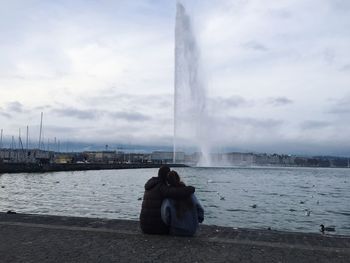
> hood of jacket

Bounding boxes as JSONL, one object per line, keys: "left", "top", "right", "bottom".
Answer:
{"left": 144, "top": 177, "right": 160, "bottom": 190}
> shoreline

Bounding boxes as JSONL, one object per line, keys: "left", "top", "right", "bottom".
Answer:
{"left": 1, "top": 212, "right": 349, "bottom": 262}
{"left": 1, "top": 162, "right": 348, "bottom": 174}
{"left": 0, "top": 163, "right": 188, "bottom": 174}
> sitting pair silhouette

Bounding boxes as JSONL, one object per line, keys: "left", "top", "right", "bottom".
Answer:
{"left": 140, "top": 165, "right": 204, "bottom": 236}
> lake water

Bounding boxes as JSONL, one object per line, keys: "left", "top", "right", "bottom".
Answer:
{"left": 0, "top": 167, "right": 349, "bottom": 235}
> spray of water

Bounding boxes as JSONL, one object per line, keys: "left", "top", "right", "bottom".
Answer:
{"left": 173, "top": 2, "right": 211, "bottom": 166}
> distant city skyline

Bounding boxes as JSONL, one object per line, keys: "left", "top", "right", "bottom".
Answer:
{"left": 0, "top": 0, "right": 350, "bottom": 157}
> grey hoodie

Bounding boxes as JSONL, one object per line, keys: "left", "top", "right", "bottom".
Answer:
{"left": 161, "top": 194, "right": 204, "bottom": 236}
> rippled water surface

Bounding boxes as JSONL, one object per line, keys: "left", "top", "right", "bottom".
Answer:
{"left": 0, "top": 167, "right": 349, "bottom": 235}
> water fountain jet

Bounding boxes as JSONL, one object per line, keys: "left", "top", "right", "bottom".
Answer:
{"left": 173, "top": 2, "right": 211, "bottom": 166}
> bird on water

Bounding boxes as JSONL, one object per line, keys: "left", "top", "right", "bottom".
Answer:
{"left": 320, "top": 224, "right": 335, "bottom": 233}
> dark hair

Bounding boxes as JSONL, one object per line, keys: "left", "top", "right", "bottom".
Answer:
{"left": 167, "top": 170, "right": 181, "bottom": 187}
{"left": 167, "top": 170, "right": 193, "bottom": 218}
{"left": 158, "top": 165, "right": 170, "bottom": 183}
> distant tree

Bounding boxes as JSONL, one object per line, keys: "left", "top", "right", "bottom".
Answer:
{"left": 294, "top": 157, "right": 307, "bottom": 166}
{"left": 307, "top": 158, "right": 319, "bottom": 166}
{"left": 331, "top": 158, "right": 347, "bottom": 167}
{"left": 318, "top": 159, "right": 330, "bottom": 167}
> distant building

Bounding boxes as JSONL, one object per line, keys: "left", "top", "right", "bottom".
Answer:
{"left": 224, "top": 152, "right": 254, "bottom": 166}
{"left": 54, "top": 153, "right": 74, "bottom": 164}
{"left": 0, "top": 149, "right": 52, "bottom": 164}
{"left": 83, "top": 151, "right": 117, "bottom": 163}
{"left": 151, "top": 151, "right": 185, "bottom": 164}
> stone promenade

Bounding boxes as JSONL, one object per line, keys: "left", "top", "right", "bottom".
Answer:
{"left": 0, "top": 213, "right": 349, "bottom": 263}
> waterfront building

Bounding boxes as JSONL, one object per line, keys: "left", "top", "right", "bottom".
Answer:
{"left": 83, "top": 151, "right": 117, "bottom": 163}
{"left": 224, "top": 152, "right": 254, "bottom": 166}
{"left": 151, "top": 151, "right": 185, "bottom": 164}
{"left": 0, "top": 149, "right": 52, "bottom": 164}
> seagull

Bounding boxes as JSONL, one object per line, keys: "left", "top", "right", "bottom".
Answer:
{"left": 320, "top": 224, "right": 335, "bottom": 233}
{"left": 251, "top": 204, "right": 257, "bottom": 208}
{"left": 216, "top": 192, "right": 225, "bottom": 200}
{"left": 207, "top": 179, "right": 213, "bottom": 183}
{"left": 305, "top": 209, "right": 311, "bottom": 216}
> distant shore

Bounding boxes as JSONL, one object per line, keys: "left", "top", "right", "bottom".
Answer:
{"left": 0, "top": 163, "right": 188, "bottom": 174}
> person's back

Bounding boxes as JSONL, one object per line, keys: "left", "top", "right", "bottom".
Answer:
{"left": 140, "top": 176, "right": 168, "bottom": 234}
{"left": 161, "top": 194, "right": 204, "bottom": 236}
{"left": 160, "top": 171, "right": 204, "bottom": 236}
{"left": 140, "top": 166, "right": 195, "bottom": 235}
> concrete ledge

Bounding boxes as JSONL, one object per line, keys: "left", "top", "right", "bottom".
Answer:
{"left": 1, "top": 213, "right": 349, "bottom": 263}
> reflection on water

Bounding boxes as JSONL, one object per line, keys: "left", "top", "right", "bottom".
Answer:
{"left": 0, "top": 167, "right": 349, "bottom": 235}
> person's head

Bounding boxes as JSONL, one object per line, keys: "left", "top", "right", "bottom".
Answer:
{"left": 158, "top": 165, "right": 170, "bottom": 183}
{"left": 167, "top": 170, "right": 181, "bottom": 187}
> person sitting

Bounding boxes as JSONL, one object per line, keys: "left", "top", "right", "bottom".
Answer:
{"left": 140, "top": 165, "right": 195, "bottom": 235}
{"left": 161, "top": 170, "right": 204, "bottom": 236}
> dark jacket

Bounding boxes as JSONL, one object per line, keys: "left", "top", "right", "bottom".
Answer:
{"left": 140, "top": 177, "right": 195, "bottom": 234}
{"left": 161, "top": 194, "right": 204, "bottom": 236}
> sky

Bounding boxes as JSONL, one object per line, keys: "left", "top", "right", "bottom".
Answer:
{"left": 0, "top": 0, "right": 349, "bottom": 156}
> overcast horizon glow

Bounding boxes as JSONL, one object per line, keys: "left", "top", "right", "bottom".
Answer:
{"left": 0, "top": 0, "right": 349, "bottom": 156}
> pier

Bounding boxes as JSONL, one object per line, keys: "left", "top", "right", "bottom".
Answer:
{"left": 1, "top": 213, "right": 349, "bottom": 262}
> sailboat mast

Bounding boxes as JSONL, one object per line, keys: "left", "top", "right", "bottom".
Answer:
{"left": 38, "top": 112, "right": 43, "bottom": 150}
{"left": 0, "top": 129, "right": 3, "bottom": 149}
{"left": 26, "top": 126, "right": 29, "bottom": 150}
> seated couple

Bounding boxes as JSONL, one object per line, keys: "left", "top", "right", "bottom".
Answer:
{"left": 140, "top": 165, "right": 204, "bottom": 236}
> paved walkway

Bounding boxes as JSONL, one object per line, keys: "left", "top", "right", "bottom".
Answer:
{"left": 0, "top": 213, "right": 349, "bottom": 263}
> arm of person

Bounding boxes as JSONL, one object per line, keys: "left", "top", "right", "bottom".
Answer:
{"left": 192, "top": 195, "right": 204, "bottom": 223}
{"left": 160, "top": 184, "right": 195, "bottom": 199}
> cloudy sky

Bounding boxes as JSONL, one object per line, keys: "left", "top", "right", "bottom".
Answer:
{"left": 0, "top": 0, "right": 349, "bottom": 156}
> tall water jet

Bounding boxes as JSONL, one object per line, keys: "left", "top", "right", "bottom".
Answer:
{"left": 173, "top": 2, "right": 211, "bottom": 166}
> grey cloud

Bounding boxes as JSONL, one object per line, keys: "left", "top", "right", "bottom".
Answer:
{"left": 243, "top": 41, "right": 268, "bottom": 52}
{"left": 331, "top": 0, "right": 350, "bottom": 11}
{"left": 6, "top": 101, "right": 24, "bottom": 113}
{"left": 51, "top": 107, "right": 99, "bottom": 119}
{"left": 0, "top": 111, "right": 12, "bottom": 118}
{"left": 266, "top": 97, "right": 293, "bottom": 106}
{"left": 34, "top": 105, "right": 53, "bottom": 111}
{"left": 109, "top": 111, "right": 151, "bottom": 122}
{"left": 229, "top": 116, "right": 283, "bottom": 129}
{"left": 300, "top": 121, "right": 331, "bottom": 130}
{"left": 82, "top": 92, "right": 172, "bottom": 109}
{"left": 340, "top": 64, "right": 350, "bottom": 71}
{"left": 43, "top": 125, "right": 78, "bottom": 133}
{"left": 328, "top": 107, "right": 350, "bottom": 114}
{"left": 210, "top": 95, "right": 252, "bottom": 110}
{"left": 328, "top": 96, "right": 350, "bottom": 114}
